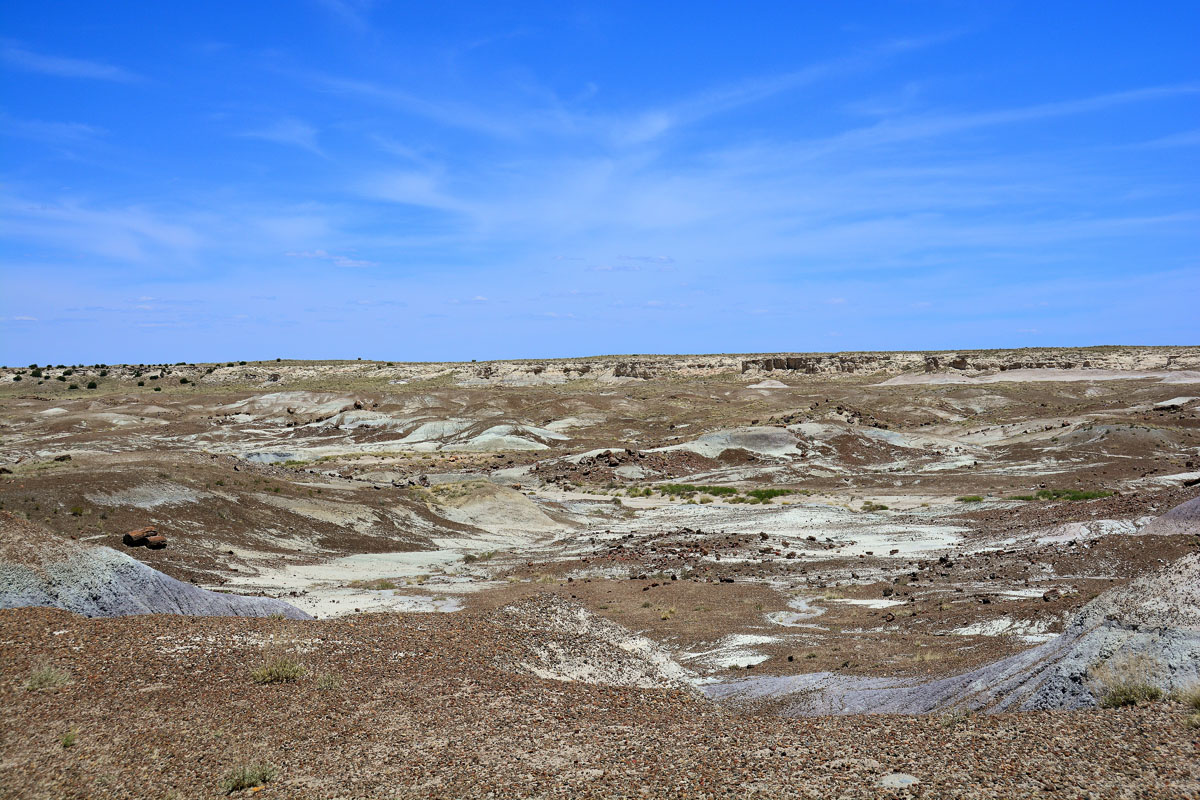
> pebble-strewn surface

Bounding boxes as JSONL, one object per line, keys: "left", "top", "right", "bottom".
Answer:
{"left": 2, "top": 606, "right": 1197, "bottom": 800}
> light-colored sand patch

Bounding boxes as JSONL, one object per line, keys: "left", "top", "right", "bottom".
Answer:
{"left": 765, "top": 595, "right": 827, "bottom": 627}
{"left": 86, "top": 483, "right": 210, "bottom": 509}
{"left": 682, "top": 633, "right": 779, "bottom": 669}
{"left": 545, "top": 415, "right": 605, "bottom": 433}
{"left": 427, "top": 481, "right": 566, "bottom": 536}
{"left": 830, "top": 598, "right": 905, "bottom": 609}
{"left": 253, "top": 493, "right": 383, "bottom": 532}
{"left": 951, "top": 615, "right": 1058, "bottom": 642}
{"left": 221, "top": 391, "right": 353, "bottom": 418}
{"left": 284, "top": 588, "right": 464, "bottom": 618}
{"left": 747, "top": 379, "right": 789, "bottom": 389}
{"left": 658, "top": 426, "right": 802, "bottom": 459}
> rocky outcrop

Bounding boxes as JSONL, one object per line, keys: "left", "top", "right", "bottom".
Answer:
{"left": 738, "top": 348, "right": 1200, "bottom": 376}
{"left": 122, "top": 526, "right": 166, "bottom": 549}
{"left": 0, "top": 513, "right": 309, "bottom": 619}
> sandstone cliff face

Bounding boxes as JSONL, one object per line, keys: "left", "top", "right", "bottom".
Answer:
{"left": 739, "top": 347, "right": 1200, "bottom": 376}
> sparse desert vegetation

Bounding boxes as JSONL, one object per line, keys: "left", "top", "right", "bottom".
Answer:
{"left": 250, "top": 655, "right": 306, "bottom": 685}
{"left": 24, "top": 663, "right": 71, "bottom": 692}
{"left": 1, "top": 348, "right": 1199, "bottom": 797}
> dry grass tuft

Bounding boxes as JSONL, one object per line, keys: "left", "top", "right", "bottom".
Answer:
{"left": 1090, "top": 653, "right": 1164, "bottom": 708}
{"left": 251, "top": 655, "right": 306, "bottom": 685}
{"left": 24, "top": 662, "right": 71, "bottom": 691}
{"left": 220, "top": 762, "right": 278, "bottom": 794}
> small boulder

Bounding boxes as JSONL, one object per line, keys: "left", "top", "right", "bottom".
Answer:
{"left": 124, "top": 527, "right": 166, "bottom": 549}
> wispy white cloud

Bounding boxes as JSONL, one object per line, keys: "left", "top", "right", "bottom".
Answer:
{"left": 0, "top": 114, "right": 104, "bottom": 143}
{"left": 285, "top": 249, "right": 377, "bottom": 268}
{"left": 1, "top": 42, "right": 141, "bottom": 82}
{"left": 313, "top": 0, "right": 374, "bottom": 31}
{"left": 240, "top": 118, "right": 323, "bottom": 155}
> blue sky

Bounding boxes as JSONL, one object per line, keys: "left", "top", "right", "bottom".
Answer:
{"left": 2, "top": 1, "right": 1197, "bottom": 364}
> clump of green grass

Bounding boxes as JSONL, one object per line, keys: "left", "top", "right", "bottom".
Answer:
{"left": 24, "top": 663, "right": 71, "bottom": 691}
{"left": 250, "top": 655, "right": 305, "bottom": 685}
{"left": 220, "top": 762, "right": 278, "bottom": 794}
{"left": 1036, "top": 488, "right": 1112, "bottom": 501}
{"left": 1013, "top": 489, "right": 1112, "bottom": 502}
{"left": 956, "top": 495, "right": 984, "bottom": 503}
{"left": 61, "top": 728, "right": 78, "bottom": 748}
{"left": 745, "top": 488, "right": 793, "bottom": 502}
{"left": 861, "top": 501, "right": 889, "bottom": 512}
{"left": 657, "top": 483, "right": 739, "bottom": 496}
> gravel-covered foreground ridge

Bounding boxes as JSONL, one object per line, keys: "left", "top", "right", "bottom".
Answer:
{"left": 2, "top": 605, "right": 1198, "bottom": 800}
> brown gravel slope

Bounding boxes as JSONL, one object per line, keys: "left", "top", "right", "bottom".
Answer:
{"left": 2, "top": 607, "right": 1198, "bottom": 800}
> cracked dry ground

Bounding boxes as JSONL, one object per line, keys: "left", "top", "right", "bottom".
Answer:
{"left": 2, "top": 608, "right": 1198, "bottom": 800}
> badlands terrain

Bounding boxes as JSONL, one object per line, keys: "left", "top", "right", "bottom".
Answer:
{"left": 1, "top": 346, "right": 1199, "bottom": 798}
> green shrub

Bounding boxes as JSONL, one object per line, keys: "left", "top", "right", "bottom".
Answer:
{"left": 956, "top": 495, "right": 983, "bottom": 503}
{"left": 657, "top": 484, "right": 739, "bottom": 496}
{"left": 746, "top": 488, "right": 793, "bottom": 501}
{"left": 1036, "top": 488, "right": 1112, "bottom": 501}
{"left": 86, "top": 381, "right": 97, "bottom": 389}
{"left": 179, "top": 377, "right": 189, "bottom": 384}
{"left": 12, "top": 375, "right": 20, "bottom": 382}
{"left": 61, "top": 728, "right": 78, "bottom": 748}
{"left": 220, "top": 762, "right": 278, "bottom": 794}
{"left": 250, "top": 655, "right": 305, "bottom": 684}
{"left": 316, "top": 673, "right": 342, "bottom": 691}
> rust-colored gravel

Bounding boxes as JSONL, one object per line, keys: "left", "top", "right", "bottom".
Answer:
{"left": 2, "top": 607, "right": 1197, "bottom": 799}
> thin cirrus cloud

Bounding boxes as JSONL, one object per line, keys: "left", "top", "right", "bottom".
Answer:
{"left": 285, "top": 249, "right": 378, "bottom": 268}
{"left": 239, "top": 118, "right": 324, "bottom": 156}
{"left": 1, "top": 4, "right": 1197, "bottom": 363}
{"left": 1, "top": 41, "right": 141, "bottom": 82}
{"left": 310, "top": 36, "right": 949, "bottom": 149}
